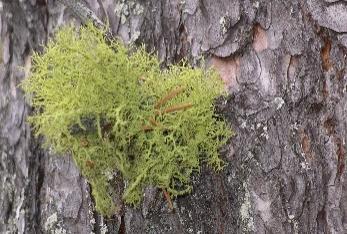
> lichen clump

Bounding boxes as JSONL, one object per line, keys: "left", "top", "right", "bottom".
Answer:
{"left": 22, "top": 24, "right": 232, "bottom": 216}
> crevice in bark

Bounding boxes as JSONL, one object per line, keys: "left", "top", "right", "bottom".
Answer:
{"left": 90, "top": 184, "right": 101, "bottom": 234}
{"left": 316, "top": 205, "right": 327, "bottom": 233}
{"left": 4, "top": 193, "right": 13, "bottom": 225}
{"left": 25, "top": 138, "right": 45, "bottom": 233}
{"left": 118, "top": 215, "right": 126, "bottom": 234}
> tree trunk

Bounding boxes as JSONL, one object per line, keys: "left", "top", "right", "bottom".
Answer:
{"left": 1, "top": 0, "right": 347, "bottom": 233}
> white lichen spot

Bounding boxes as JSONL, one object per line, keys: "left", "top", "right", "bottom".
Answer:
{"left": 54, "top": 227, "right": 67, "bottom": 234}
{"left": 244, "top": 151, "right": 255, "bottom": 162}
{"left": 260, "top": 125, "right": 269, "bottom": 140}
{"left": 116, "top": 0, "right": 145, "bottom": 29}
{"left": 263, "top": 125, "right": 268, "bottom": 132}
{"left": 114, "top": 3, "right": 124, "bottom": 17}
{"left": 43, "top": 212, "right": 67, "bottom": 234}
{"left": 130, "top": 31, "right": 141, "bottom": 43}
{"left": 188, "top": 210, "right": 192, "bottom": 218}
{"left": 90, "top": 217, "right": 96, "bottom": 225}
{"left": 240, "top": 183, "right": 255, "bottom": 232}
{"left": 292, "top": 122, "right": 299, "bottom": 131}
{"left": 44, "top": 213, "right": 58, "bottom": 231}
{"left": 250, "top": 124, "right": 255, "bottom": 131}
{"left": 219, "top": 16, "right": 226, "bottom": 25}
{"left": 253, "top": 1, "right": 260, "bottom": 8}
{"left": 219, "top": 16, "right": 229, "bottom": 35}
{"left": 134, "top": 3, "right": 144, "bottom": 15}
{"left": 123, "top": 4, "right": 130, "bottom": 16}
{"left": 287, "top": 215, "right": 299, "bottom": 234}
{"left": 292, "top": 218, "right": 299, "bottom": 234}
{"left": 274, "top": 97, "right": 285, "bottom": 110}
{"left": 48, "top": 146, "right": 55, "bottom": 155}
{"left": 114, "top": 1, "right": 130, "bottom": 24}
{"left": 100, "top": 224, "right": 108, "bottom": 234}
{"left": 15, "top": 189, "right": 25, "bottom": 228}
{"left": 103, "top": 170, "right": 113, "bottom": 181}
{"left": 240, "top": 120, "right": 247, "bottom": 129}
{"left": 300, "top": 161, "right": 310, "bottom": 170}
{"left": 0, "top": 1, "right": 3, "bottom": 12}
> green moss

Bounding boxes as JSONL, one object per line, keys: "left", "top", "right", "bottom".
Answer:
{"left": 22, "top": 24, "right": 233, "bottom": 216}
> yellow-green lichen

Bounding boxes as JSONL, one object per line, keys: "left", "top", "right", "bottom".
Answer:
{"left": 22, "top": 24, "right": 232, "bottom": 216}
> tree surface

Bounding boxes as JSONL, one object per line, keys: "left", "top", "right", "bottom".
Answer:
{"left": 1, "top": 0, "right": 347, "bottom": 233}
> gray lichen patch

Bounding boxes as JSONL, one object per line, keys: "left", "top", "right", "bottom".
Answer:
{"left": 114, "top": 0, "right": 144, "bottom": 24}
{"left": 240, "top": 182, "right": 255, "bottom": 232}
{"left": 44, "top": 213, "right": 58, "bottom": 230}
{"left": 219, "top": 15, "right": 230, "bottom": 35}
{"left": 133, "top": 2, "right": 144, "bottom": 15}
{"left": 44, "top": 212, "right": 68, "bottom": 234}
{"left": 44, "top": 213, "right": 58, "bottom": 231}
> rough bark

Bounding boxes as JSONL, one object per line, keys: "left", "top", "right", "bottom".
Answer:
{"left": 1, "top": 0, "right": 347, "bottom": 233}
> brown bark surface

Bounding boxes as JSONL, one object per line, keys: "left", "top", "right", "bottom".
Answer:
{"left": 1, "top": 0, "right": 347, "bottom": 233}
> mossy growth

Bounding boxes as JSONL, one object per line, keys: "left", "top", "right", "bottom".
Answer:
{"left": 21, "top": 24, "right": 233, "bottom": 216}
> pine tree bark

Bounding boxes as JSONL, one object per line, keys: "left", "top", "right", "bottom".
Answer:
{"left": 1, "top": 0, "right": 347, "bottom": 233}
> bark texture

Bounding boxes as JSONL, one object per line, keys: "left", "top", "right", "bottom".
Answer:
{"left": 1, "top": 0, "right": 347, "bottom": 233}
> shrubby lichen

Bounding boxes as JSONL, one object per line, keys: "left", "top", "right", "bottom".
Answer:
{"left": 22, "top": 24, "right": 232, "bottom": 216}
